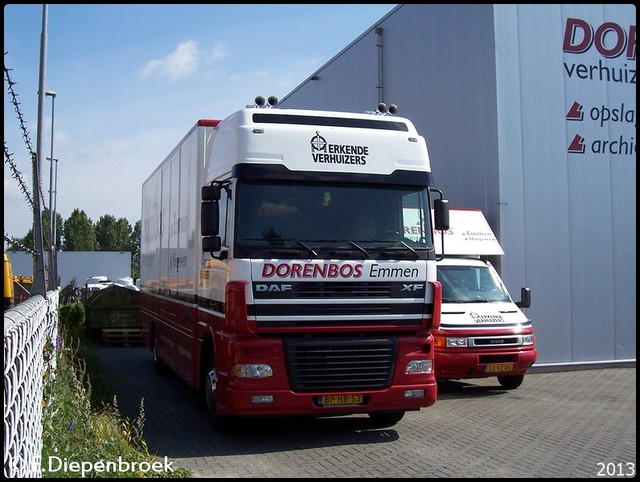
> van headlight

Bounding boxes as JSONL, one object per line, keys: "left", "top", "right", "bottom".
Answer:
{"left": 521, "top": 334, "right": 535, "bottom": 345}
{"left": 446, "top": 337, "right": 468, "bottom": 347}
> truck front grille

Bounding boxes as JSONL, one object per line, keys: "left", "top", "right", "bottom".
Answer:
{"left": 284, "top": 336, "right": 397, "bottom": 392}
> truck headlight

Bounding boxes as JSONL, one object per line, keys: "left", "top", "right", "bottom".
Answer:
{"left": 234, "top": 364, "right": 273, "bottom": 378}
{"left": 406, "top": 359, "right": 433, "bottom": 374}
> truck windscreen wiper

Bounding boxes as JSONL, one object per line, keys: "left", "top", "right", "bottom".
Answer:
{"left": 292, "top": 239, "right": 319, "bottom": 257}
{"left": 345, "top": 240, "right": 370, "bottom": 258}
{"left": 391, "top": 239, "right": 419, "bottom": 258}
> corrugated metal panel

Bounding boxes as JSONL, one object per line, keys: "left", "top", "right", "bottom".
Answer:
{"left": 6, "top": 251, "right": 132, "bottom": 289}
{"left": 278, "top": 4, "right": 636, "bottom": 366}
{"left": 494, "top": 4, "right": 636, "bottom": 364}
{"left": 494, "top": 5, "right": 575, "bottom": 363}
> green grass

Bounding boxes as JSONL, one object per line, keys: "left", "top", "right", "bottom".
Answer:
{"left": 40, "top": 300, "right": 190, "bottom": 478}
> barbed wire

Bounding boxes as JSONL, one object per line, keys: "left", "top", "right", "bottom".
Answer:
{"left": 4, "top": 140, "right": 35, "bottom": 210}
{"left": 5, "top": 53, "right": 49, "bottom": 246}
{"left": 4, "top": 59, "right": 35, "bottom": 157}
{"left": 4, "top": 233, "right": 38, "bottom": 256}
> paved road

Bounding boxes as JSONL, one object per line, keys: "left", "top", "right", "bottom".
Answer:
{"left": 94, "top": 346, "right": 636, "bottom": 478}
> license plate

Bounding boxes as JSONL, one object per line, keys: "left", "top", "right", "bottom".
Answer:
{"left": 320, "top": 394, "right": 364, "bottom": 406}
{"left": 484, "top": 363, "right": 515, "bottom": 373}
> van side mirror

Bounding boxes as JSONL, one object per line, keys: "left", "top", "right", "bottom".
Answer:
{"left": 516, "top": 287, "right": 531, "bottom": 309}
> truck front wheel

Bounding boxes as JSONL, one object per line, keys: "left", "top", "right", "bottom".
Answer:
{"left": 497, "top": 374, "right": 524, "bottom": 390}
{"left": 201, "top": 349, "right": 236, "bottom": 432}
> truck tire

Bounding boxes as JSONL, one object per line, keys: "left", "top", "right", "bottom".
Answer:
{"left": 497, "top": 374, "right": 524, "bottom": 390}
{"left": 153, "top": 334, "right": 168, "bottom": 375}
{"left": 201, "top": 347, "right": 237, "bottom": 433}
{"left": 368, "top": 411, "right": 405, "bottom": 426}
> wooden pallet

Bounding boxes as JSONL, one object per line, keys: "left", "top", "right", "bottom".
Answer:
{"left": 101, "top": 328, "right": 142, "bottom": 346}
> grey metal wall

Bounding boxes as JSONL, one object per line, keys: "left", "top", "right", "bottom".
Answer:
{"left": 279, "top": 4, "right": 636, "bottom": 366}
{"left": 7, "top": 251, "right": 132, "bottom": 289}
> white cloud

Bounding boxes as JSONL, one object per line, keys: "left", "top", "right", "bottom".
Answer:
{"left": 139, "top": 40, "right": 201, "bottom": 81}
{"left": 206, "top": 42, "right": 227, "bottom": 62}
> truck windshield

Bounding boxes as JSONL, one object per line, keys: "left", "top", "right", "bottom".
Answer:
{"left": 235, "top": 180, "right": 434, "bottom": 258}
{"left": 438, "top": 265, "right": 511, "bottom": 303}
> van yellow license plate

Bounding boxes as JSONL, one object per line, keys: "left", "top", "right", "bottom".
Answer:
{"left": 320, "top": 394, "right": 364, "bottom": 406}
{"left": 484, "top": 363, "right": 514, "bottom": 373}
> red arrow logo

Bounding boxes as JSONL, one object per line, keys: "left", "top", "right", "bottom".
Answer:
{"left": 568, "top": 134, "right": 585, "bottom": 153}
{"left": 566, "top": 101, "right": 584, "bottom": 121}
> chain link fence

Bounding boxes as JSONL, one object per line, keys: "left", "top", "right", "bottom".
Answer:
{"left": 4, "top": 291, "right": 59, "bottom": 478}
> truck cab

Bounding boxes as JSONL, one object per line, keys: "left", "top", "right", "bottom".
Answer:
{"left": 432, "top": 208, "right": 537, "bottom": 389}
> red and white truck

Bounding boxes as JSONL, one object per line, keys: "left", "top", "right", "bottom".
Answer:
{"left": 140, "top": 98, "right": 450, "bottom": 430}
{"left": 430, "top": 208, "right": 537, "bottom": 389}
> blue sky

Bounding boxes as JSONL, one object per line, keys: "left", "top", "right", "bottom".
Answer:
{"left": 4, "top": 4, "right": 396, "bottom": 242}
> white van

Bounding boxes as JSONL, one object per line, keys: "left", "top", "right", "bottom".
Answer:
{"left": 433, "top": 208, "right": 537, "bottom": 389}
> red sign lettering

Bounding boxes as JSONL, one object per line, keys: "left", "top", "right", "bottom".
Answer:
{"left": 261, "top": 262, "right": 363, "bottom": 279}
{"left": 563, "top": 17, "right": 636, "bottom": 60}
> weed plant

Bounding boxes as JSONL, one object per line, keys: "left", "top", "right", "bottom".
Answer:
{"left": 40, "top": 299, "right": 190, "bottom": 478}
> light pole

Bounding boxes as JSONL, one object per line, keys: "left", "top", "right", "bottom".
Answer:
{"left": 31, "top": 4, "right": 49, "bottom": 296}
{"left": 46, "top": 90, "right": 57, "bottom": 289}
{"left": 52, "top": 156, "right": 59, "bottom": 286}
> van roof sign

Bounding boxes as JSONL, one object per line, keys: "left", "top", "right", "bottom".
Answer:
{"left": 433, "top": 208, "right": 504, "bottom": 256}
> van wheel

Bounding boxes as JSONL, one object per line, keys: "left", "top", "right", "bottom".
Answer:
{"left": 498, "top": 374, "right": 524, "bottom": 390}
{"left": 368, "top": 411, "right": 405, "bottom": 426}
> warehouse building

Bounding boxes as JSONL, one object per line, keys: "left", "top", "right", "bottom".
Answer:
{"left": 278, "top": 4, "right": 636, "bottom": 367}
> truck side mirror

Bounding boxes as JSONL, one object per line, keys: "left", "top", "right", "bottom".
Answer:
{"left": 201, "top": 184, "right": 221, "bottom": 201}
{"left": 201, "top": 183, "right": 228, "bottom": 259}
{"left": 201, "top": 201, "right": 219, "bottom": 236}
{"left": 434, "top": 199, "right": 449, "bottom": 231}
{"left": 516, "top": 287, "right": 531, "bottom": 309}
{"left": 202, "top": 236, "right": 221, "bottom": 253}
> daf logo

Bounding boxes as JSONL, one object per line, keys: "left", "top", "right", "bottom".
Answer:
{"left": 401, "top": 284, "right": 425, "bottom": 292}
{"left": 256, "top": 284, "right": 292, "bottom": 292}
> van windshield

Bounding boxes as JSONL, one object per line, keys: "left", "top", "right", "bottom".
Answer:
{"left": 234, "top": 180, "right": 434, "bottom": 259}
{"left": 438, "top": 265, "right": 511, "bottom": 303}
